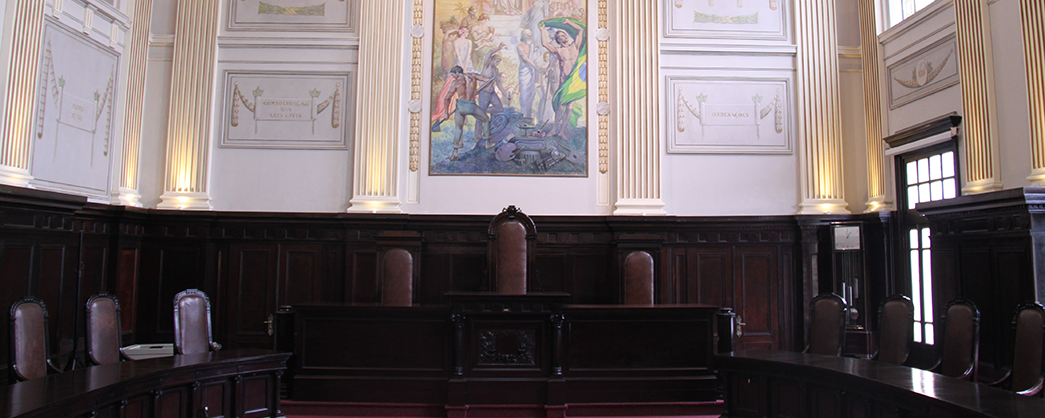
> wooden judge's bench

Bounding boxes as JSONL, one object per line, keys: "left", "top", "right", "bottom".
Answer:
{"left": 287, "top": 294, "right": 722, "bottom": 414}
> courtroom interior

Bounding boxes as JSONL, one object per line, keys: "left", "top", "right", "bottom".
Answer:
{"left": 0, "top": 0, "right": 1044, "bottom": 417}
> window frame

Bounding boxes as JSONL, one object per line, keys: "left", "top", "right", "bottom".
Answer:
{"left": 894, "top": 139, "right": 959, "bottom": 346}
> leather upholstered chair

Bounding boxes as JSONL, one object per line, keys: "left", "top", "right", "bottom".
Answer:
{"left": 85, "top": 293, "right": 128, "bottom": 365}
{"left": 623, "top": 251, "right": 654, "bottom": 305}
{"left": 382, "top": 248, "right": 414, "bottom": 306}
{"left": 9, "top": 297, "right": 59, "bottom": 383}
{"left": 933, "top": 299, "right": 979, "bottom": 381}
{"left": 488, "top": 205, "right": 536, "bottom": 294}
{"left": 873, "top": 295, "right": 914, "bottom": 365}
{"left": 173, "top": 289, "right": 222, "bottom": 355}
{"left": 804, "top": 293, "right": 847, "bottom": 356}
{"left": 984, "top": 302, "right": 1045, "bottom": 395}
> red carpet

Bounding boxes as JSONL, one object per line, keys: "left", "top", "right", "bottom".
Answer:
{"left": 282, "top": 401, "right": 724, "bottom": 418}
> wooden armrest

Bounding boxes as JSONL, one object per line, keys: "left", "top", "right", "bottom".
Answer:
{"left": 46, "top": 359, "right": 63, "bottom": 374}
{"left": 977, "top": 366, "right": 1011, "bottom": 387}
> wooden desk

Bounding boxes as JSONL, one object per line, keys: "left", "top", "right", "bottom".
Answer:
{"left": 291, "top": 298, "right": 720, "bottom": 407}
{"left": 0, "top": 349, "right": 290, "bottom": 418}
{"left": 717, "top": 350, "right": 1045, "bottom": 418}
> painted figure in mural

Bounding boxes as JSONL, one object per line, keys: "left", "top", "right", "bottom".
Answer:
{"left": 541, "top": 17, "right": 585, "bottom": 137}
{"left": 431, "top": 66, "right": 493, "bottom": 161}
{"left": 476, "top": 44, "right": 511, "bottom": 147}
{"left": 460, "top": 6, "right": 480, "bottom": 30}
{"left": 440, "top": 18, "right": 460, "bottom": 74}
{"left": 516, "top": 29, "right": 544, "bottom": 119}
{"left": 453, "top": 26, "right": 477, "bottom": 73}
{"left": 470, "top": 14, "right": 498, "bottom": 68}
{"left": 521, "top": 0, "right": 549, "bottom": 54}
{"left": 494, "top": 0, "right": 523, "bottom": 15}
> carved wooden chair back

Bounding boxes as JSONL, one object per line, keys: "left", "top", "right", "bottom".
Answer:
{"left": 875, "top": 295, "right": 913, "bottom": 365}
{"left": 86, "top": 293, "right": 123, "bottom": 365}
{"left": 623, "top": 251, "right": 654, "bottom": 305}
{"left": 805, "top": 293, "right": 847, "bottom": 356}
{"left": 173, "top": 289, "right": 221, "bottom": 355}
{"left": 382, "top": 248, "right": 414, "bottom": 306}
{"left": 1010, "top": 302, "right": 1045, "bottom": 395}
{"left": 938, "top": 299, "right": 979, "bottom": 381}
{"left": 9, "top": 297, "right": 52, "bottom": 382}
{"left": 488, "top": 205, "right": 536, "bottom": 294}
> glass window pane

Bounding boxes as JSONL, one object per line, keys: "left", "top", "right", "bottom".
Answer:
{"left": 907, "top": 161, "right": 919, "bottom": 185}
{"left": 922, "top": 228, "right": 931, "bottom": 249}
{"left": 923, "top": 248, "right": 934, "bottom": 317}
{"left": 943, "top": 178, "right": 957, "bottom": 199}
{"left": 919, "top": 183, "right": 931, "bottom": 204}
{"left": 915, "top": 0, "right": 934, "bottom": 13}
{"left": 911, "top": 250, "right": 922, "bottom": 321}
{"left": 908, "top": 186, "right": 919, "bottom": 209}
{"left": 942, "top": 151, "right": 955, "bottom": 177}
{"left": 910, "top": 229, "right": 920, "bottom": 248}
{"left": 930, "top": 180, "right": 943, "bottom": 201}
{"left": 918, "top": 159, "right": 930, "bottom": 184}
{"left": 925, "top": 323, "right": 934, "bottom": 345}
{"left": 930, "top": 155, "right": 942, "bottom": 180}
{"left": 914, "top": 324, "right": 923, "bottom": 343}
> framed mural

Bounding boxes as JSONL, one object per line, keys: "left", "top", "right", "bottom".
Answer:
{"left": 31, "top": 20, "right": 119, "bottom": 198}
{"left": 668, "top": 76, "right": 792, "bottom": 154}
{"left": 221, "top": 71, "right": 353, "bottom": 149}
{"left": 228, "top": 0, "right": 355, "bottom": 32}
{"left": 429, "top": 0, "right": 588, "bottom": 177}
{"left": 887, "top": 35, "right": 958, "bottom": 109}
{"left": 665, "top": 0, "right": 788, "bottom": 40}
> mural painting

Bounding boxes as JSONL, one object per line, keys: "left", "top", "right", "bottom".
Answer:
{"left": 430, "top": 0, "right": 588, "bottom": 176}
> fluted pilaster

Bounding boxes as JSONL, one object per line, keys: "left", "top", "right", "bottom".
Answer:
{"left": 157, "top": 0, "right": 219, "bottom": 210}
{"left": 796, "top": 0, "right": 848, "bottom": 214}
{"left": 858, "top": 0, "right": 889, "bottom": 212}
{"left": 348, "top": 0, "right": 406, "bottom": 213}
{"left": 0, "top": 0, "right": 44, "bottom": 187}
{"left": 115, "top": 0, "right": 153, "bottom": 207}
{"left": 1021, "top": 0, "right": 1045, "bottom": 184}
{"left": 954, "top": 0, "right": 1002, "bottom": 193}
{"left": 612, "top": 0, "right": 665, "bottom": 216}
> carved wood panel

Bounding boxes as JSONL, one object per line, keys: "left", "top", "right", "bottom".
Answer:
{"left": 226, "top": 244, "right": 278, "bottom": 350}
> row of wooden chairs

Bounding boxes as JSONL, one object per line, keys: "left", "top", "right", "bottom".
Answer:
{"left": 805, "top": 293, "right": 1044, "bottom": 396}
{"left": 8, "top": 289, "right": 221, "bottom": 384}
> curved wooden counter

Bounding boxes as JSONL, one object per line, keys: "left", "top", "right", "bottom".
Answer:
{"left": 0, "top": 349, "right": 289, "bottom": 418}
{"left": 717, "top": 350, "right": 1045, "bottom": 418}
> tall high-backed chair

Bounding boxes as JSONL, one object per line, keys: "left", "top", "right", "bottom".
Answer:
{"left": 804, "top": 293, "right": 847, "bottom": 356}
{"left": 488, "top": 206, "right": 536, "bottom": 294}
{"left": 86, "top": 293, "right": 128, "bottom": 365}
{"left": 985, "top": 302, "right": 1045, "bottom": 395}
{"left": 173, "top": 289, "right": 222, "bottom": 355}
{"left": 9, "top": 297, "right": 59, "bottom": 383}
{"left": 623, "top": 251, "right": 654, "bottom": 305}
{"left": 873, "top": 295, "right": 914, "bottom": 365}
{"left": 382, "top": 248, "right": 414, "bottom": 306}
{"left": 933, "top": 299, "right": 979, "bottom": 381}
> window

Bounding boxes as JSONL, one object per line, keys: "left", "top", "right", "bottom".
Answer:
{"left": 898, "top": 147, "right": 957, "bottom": 345}
{"left": 887, "top": 0, "right": 937, "bottom": 28}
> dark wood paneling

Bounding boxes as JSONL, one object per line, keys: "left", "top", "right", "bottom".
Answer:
{"left": 116, "top": 248, "right": 139, "bottom": 333}
{"left": 281, "top": 244, "right": 324, "bottom": 305}
{"left": 735, "top": 246, "right": 777, "bottom": 351}
{"left": 226, "top": 244, "right": 278, "bottom": 350}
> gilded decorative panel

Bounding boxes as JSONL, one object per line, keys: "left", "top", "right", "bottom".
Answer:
{"left": 228, "top": 0, "right": 356, "bottom": 31}
{"left": 31, "top": 20, "right": 119, "bottom": 198}
{"left": 667, "top": 76, "right": 792, "bottom": 154}
{"left": 220, "top": 72, "right": 353, "bottom": 149}
{"left": 665, "top": 0, "right": 788, "bottom": 40}
{"left": 887, "top": 35, "right": 959, "bottom": 109}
